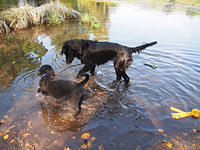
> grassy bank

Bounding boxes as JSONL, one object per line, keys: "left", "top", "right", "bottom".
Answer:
{"left": 0, "top": 1, "right": 99, "bottom": 34}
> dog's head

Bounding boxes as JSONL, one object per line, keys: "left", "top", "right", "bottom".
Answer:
{"left": 38, "top": 65, "right": 55, "bottom": 77}
{"left": 61, "top": 39, "right": 88, "bottom": 64}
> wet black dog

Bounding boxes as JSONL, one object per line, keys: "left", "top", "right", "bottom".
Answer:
{"left": 37, "top": 65, "right": 89, "bottom": 116}
{"left": 61, "top": 39, "right": 157, "bottom": 84}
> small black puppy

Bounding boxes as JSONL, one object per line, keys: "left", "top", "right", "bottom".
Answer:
{"left": 38, "top": 65, "right": 89, "bottom": 116}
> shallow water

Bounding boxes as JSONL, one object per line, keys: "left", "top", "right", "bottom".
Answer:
{"left": 0, "top": 0, "right": 200, "bottom": 149}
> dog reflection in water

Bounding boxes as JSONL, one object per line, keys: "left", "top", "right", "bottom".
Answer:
{"left": 37, "top": 65, "right": 89, "bottom": 116}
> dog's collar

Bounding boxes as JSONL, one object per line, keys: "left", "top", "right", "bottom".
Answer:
{"left": 42, "top": 73, "right": 48, "bottom": 77}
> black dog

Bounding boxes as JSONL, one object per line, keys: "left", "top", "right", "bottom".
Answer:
{"left": 38, "top": 65, "right": 89, "bottom": 116}
{"left": 61, "top": 39, "right": 157, "bottom": 84}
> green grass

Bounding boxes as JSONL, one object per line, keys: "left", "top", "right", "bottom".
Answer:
{"left": 81, "top": 13, "right": 101, "bottom": 29}
{"left": 0, "top": 1, "right": 81, "bottom": 33}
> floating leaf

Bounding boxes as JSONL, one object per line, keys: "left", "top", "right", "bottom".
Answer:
{"left": 4, "top": 134, "right": 9, "bottom": 140}
{"left": 0, "top": 119, "right": 5, "bottom": 124}
{"left": 27, "top": 121, "right": 31, "bottom": 127}
{"left": 98, "top": 144, "right": 104, "bottom": 150}
{"left": 4, "top": 130, "right": 10, "bottom": 133}
{"left": 167, "top": 142, "right": 172, "bottom": 148}
{"left": 90, "top": 137, "right": 96, "bottom": 143}
{"left": 7, "top": 125, "right": 15, "bottom": 130}
{"left": 23, "top": 132, "right": 31, "bottom": 137}
{"left": 81, "top": 133, "right": 90, "bottom": 139}
{"left": 10, "top": 139, "right": 15, "bottom": 143}
{"left": 87, "top": 141, "right": 92, "bottom": 148}
{"left": 4, "top": 115, "right": 8, "bottom": 119}
{"left": 80, "top": 144, "right": 87, "bottom": 149}
{"left": 183, "top": 132, "right": 187, "bottom": 136}
{"left": 158, "top": 129, "right": 164, "bottom": 133}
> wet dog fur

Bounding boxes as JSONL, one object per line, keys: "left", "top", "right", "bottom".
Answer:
{"left": 37, "top": 65, "right": 89, "bottom": 116}
{"left": 61, "top": 39, "right": 157, "bottom": 84}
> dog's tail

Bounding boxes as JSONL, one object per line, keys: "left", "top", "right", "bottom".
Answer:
{"left": 77, "top": 74, "right": 89, "bottom": 89}
{"left": 130, "top": 41, "right": 157, "bottom": 54}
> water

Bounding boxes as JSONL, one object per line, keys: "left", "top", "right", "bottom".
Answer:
{"left": 0, "top": 0, "right": 200, "bottom": 149}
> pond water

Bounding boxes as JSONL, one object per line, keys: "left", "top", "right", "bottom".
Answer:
{"left": 0, "top": 0, "right": 200, "bottom": 149}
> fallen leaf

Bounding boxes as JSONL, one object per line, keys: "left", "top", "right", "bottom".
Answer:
{"left": 113, "top": 126, "right": 117, "bottom": 129}
{"left": 4, "top": 115, "right": 8, "bottom": 119}
{"left": 158, "top": 129, "right": 164, "bottom": 133}
{"left": 81, "top": 133, "right": 90, "bottom": 139}
{"left": 8, "top": 107, "right": 14, "bottom": 113}
{"left": 90, "top": 137, "right": 96, "bottom": 143}
{"left": 0, "top": 119, "right": 5, "bottom": 124}
{"left": 12, "top": 94, "right": 16, "bottom": 97}
{"left": 34, "top": 134, "right": 38, "bottom": 138}
{"left": 10, "top": 139, "right": 15, "bottom": 143}
{"left": 23, "top": 132, "right": 31, "bottom": 137}
{"left": 87, "top": 141, "right": 92, "bottom": 148}
{"left": 80, "top": 144, "right": 87, "bottom": 149}
{"left": 27, "top": 121, "right": 31, "bottom": 127}
{"left": 4, "top": 134, "right": 9, "bottom": 140}
{"left": 98, "top": 144, "right": 104, "bottom": 150}
{"left": 72, "top": 136, "right": 77, "bottom": 139}
{"left": 64, "top": 148, "right": 70, "bottom": 150}
{"left": 7, "top": 125, "right": 15, "bottom": 130}
{"left": 4, "top": 130, "right": 10, "bottom": 133}
{"left": 183, "top": 132, "right": 187, "bottom": 136}
{"left": 26, "top": 143, "right": 31, "bottom": 147}
{"left": 167, "top": 142, "right": 172, "bottom": 148}
{"left": 0, "top": 133, "right": 2, "bottom": 136}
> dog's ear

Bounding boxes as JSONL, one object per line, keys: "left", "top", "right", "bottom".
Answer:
{"left": 51, "top": 69, "right": 55, "bottom": 76}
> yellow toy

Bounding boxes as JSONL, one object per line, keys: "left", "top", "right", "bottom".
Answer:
{"left": 170, "top": 107, "right": 200, "bottom": 119}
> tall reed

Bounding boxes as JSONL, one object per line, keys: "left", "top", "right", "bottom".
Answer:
{"left": 0, "top": 1, "right": 80, "bottom": 33}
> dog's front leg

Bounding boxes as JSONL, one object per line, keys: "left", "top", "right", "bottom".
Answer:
{"left": 77, "top": 64, "right": 93, "bottom": 77}
{"left": 90, "top": 65, "right": 96, "bottom": 75}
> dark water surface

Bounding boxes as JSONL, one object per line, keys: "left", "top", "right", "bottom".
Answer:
{"left": 0, "top": 0, "right": 200, "bottom": 149}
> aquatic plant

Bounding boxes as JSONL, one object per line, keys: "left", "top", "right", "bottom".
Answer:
{"left": 0, "top": 1, "right": 80, "bottom": 33}
{"left": 81, "top": 13, "right": 101, "bottom": 29}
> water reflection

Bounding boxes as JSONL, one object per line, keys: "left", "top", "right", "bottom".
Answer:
{"left": 0, "top": 0, "right": 200, "bottom": 149}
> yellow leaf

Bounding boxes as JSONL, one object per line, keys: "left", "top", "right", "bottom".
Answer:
{"left": 80, "top": 144, "right": 87, "bottom": 149}
{"left": 98, "top": 144, "right": 104, "bottom": 150}
{"left": 0, "top": 119, "right": 5, "bottom": 124}
{"left": 26, "top": 143, "right": 30, "bottom": 147}
{"left": 183, "top": 132, "right": 187, "bottom": 136}
{"left": 158, "top": 129, "right": 164, "bottom": 133}
{"left": 4, "top": 115, "right": 8, "bottom": 119}
{"left": 81, "top": 133, "right": 90, "bottom": 139}
{"left": 87, "top": 141, "right": 92, "bottom": 148}
{"left": 90, "top": 137, "right": 96, "bottom": 143}
{"left": 23, "top": 132, "right": 31, "bottom": 137}
{"left": 27, "top": 121, "right": 31, "bottom": 126}
{"left": 34, "top": 134, "right": 38, "bottom": 138}
{"left": 64, "top": 148, "right": 70, "bottom": 150}
{"left": 167, "top": 142, "right": 172, "bottom": 148}
{"left": 4, "top": 134, "right": 9, "bottom": 140}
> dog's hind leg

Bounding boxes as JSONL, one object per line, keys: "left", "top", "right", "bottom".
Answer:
{"left": 120, "top": 70, "right": 130, "bottom": 84}
{"left": 114, "top": 67, "right": 122, "bottom": 80}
